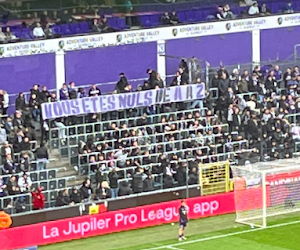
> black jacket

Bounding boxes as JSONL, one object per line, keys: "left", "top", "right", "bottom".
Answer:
{"left": 108, "top": 171, "right": 119, "bottom": 189}
{"left": 15, "top": 96, "right": 26, "bottom": 110}
{"left": 133, "top": 172, "right": 144, "bottom": 193}
{"left": 70, "top": 191, "right": 82, "bottom": 203}
{"left": 36, "top": 146, "right": 49, "bottom": 159}
{"left": 80, "top": 184, "right": 92, "bottom": 199}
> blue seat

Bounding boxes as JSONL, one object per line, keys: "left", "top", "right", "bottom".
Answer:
{"left": 117, "top": 18, "right": 129, "bottom": 30}
{"left": 149, "top": 15, "right": 160, "bottom": 26}
{"left": 60, "top": 24, "right": 72, "bottom": 36}
{"left": 79, "top": 22, "right": 90, "bottom": 32}
{"left": 21, "top": 32, "right": 31, "bottom": 40}
{"left": 107, "top": 17, "right": 118, "bottom": 29}
{"left": 185, "top": 10, "right": 196, "bottom": 22}
{"left": 194, "top": 9, "right": 204, "bottom": 21}
{"left": 140, "top": 15, "right": 151, "bottom": 27}
{"left": 177, "top": 11, "right": 187, "bottom": 23}
{"left": 70, "top": 23, "right": 81, "bottom": 34}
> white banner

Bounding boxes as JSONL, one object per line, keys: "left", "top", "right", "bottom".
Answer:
{"left": 41, "top": 84, "right": 205, "bottom": 120}
{"left": 1, "top": 13, "right": 300, "bottom": 57}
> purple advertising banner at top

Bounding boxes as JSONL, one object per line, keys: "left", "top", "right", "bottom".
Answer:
{"left": 41, "top": 84, "right": 205, "bottom": 120}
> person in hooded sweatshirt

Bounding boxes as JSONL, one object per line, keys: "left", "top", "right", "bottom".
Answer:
{"left": 31, "top": 187, "right": 45, "bottom": 210}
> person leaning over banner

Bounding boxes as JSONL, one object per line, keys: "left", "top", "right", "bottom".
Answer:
{"left": 0, "top": 208, "right": 12, "bottom": 229}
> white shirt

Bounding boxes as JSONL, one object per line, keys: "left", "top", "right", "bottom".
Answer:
{"left": 33, "top": 27, "right": 45, "bottom": 37}
{"left": 248, "top": 6, "right": 259, "bottom": 15}
{"left": 3, "top": 93, "right": 9, "bottom": 108}
{"left": 18, "top": 176, "right": 32, "bottom": 192}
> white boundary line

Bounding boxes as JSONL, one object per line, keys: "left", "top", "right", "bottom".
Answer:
{"left": 143, "top": 219, "right": 300, "bottom": 250}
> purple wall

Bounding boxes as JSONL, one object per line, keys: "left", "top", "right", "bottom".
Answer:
{"left": 261, "top": 26, "right": 300, "bottom": 61}
{"left": 0, "top": 53, "right": 56, "bottom": 94}
{"left": 65, "top": 42, "right": 157, "bottom": 93}
{"left": 166, "top": 32, "right": 252, "bottom": 76}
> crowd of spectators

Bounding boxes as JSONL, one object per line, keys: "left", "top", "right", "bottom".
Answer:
{"left": 2, "top": 57, "right": 300, "bottom": 211}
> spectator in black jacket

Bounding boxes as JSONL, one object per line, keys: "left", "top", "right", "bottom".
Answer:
{"left": 28, "top": 94, "right": 40, "bottom": 122}
{"left": 161, "top": 12, "right": 171, "bottom": 25}
{"left": 39, "top": 86, "right": 51, "bottom": 103}
{"left": 15, "top": 196, "right": 27, "bottom": 213}
{"left": 115, "top": 73, "right": 129, "bottom": 93}
{"left": 188, "top": 167, "right": 198, "bottom": 185}
{"left": 80, "top": 178, "right": 92, "bottom": 201}
{"left": 2, "top": 154, "right": 16, "bottom": 174}
{"left": 147, "top": 69, "right": 157, "bottom": 89}
{"left": 70, "top": 187, "right": 82, "bottom": 204}
{"left": 36, "top": 143, "right": 49, "bottom": 170}
{"left": 56, "top": 189, "right": 72, "bottom": 207}
{"left": 108, "top": 168, "right": 119, "bottom": 198}
{"left": 19, "top": 151, "right": 31, "bottom": 172}
{"left": 119, "top": 181, "right": 132, "bottom": 196}
{"left": 15, "top": 92, "right": 26, "bottom": 111}
{"left": 68, "top": 82, "right": 77, "bottom": 99}
{"left": 143, "top": 173, "right": 154, "bottom": 192}
{"left": 133, "top": 167, "right": 144, "bottom": 193}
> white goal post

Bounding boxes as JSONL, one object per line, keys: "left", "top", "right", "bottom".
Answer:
{"left": 232, "top": 159, "right": 300, "bottom": 228}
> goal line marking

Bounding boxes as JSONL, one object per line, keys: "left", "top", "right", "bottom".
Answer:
{"left": 143, "top": 219, "right": 300, "bottom": 250}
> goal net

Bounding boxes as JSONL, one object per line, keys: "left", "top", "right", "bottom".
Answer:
{"left": 232, "top": 159, "right": 300, "bottom": 228}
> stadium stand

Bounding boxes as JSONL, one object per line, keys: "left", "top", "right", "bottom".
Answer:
{"left": 1, "top": 53, "right": 300, "bottom": 215}
{"left": 0, "top": 0, "right": 299, "bottom": 42}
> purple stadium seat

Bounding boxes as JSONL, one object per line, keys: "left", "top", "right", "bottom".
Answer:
{"left": 70, "top": 23, "right": 81, "bottom": 34}
{"left": 52, "top": 25, "right": 61, "bottom": 34}
{"left": 117, "top": 18, "right": 129, "bottom": 30}
{"left": 149, "top": 15, "right": 160, "bottom": 26}
{"left": 185, "top": 10, "right": 196, "bottom": 22}
{"left": 177, "top": 11, "right": 187, "bottom": 23}
{"left": 60, "top": 24, "right": 72, "bottom": 36}
{"left": 107, "top": 18, "right": 118, "bottom": 29}
{"left": 79, "top": 22, "right": 90, "bottom": 32}
{"left": 194, "top": 9, "right": 204, "bottom": 22}
{"left": 140, "top": 15, "right": 151, "bottom": 27}
{"left": 21, "top": 32, "right": 31, "bottom": 40}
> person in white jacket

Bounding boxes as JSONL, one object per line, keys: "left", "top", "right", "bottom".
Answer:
{"left": 3, "top": 90, "right": 9, "bottom": 115}
{"left": 18, "top": 173, "right": 32, "bottom": 193}
{"left": 248, "top": 2, "right": 260, "bottom": 15}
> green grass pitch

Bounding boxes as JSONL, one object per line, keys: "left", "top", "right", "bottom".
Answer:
{"left": 40, "top": 213, "right": 300, "bottom": 250}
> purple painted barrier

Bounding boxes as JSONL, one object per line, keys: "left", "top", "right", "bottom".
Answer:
{"left": 165, "top": 32, "right": 252, "bottom": 76}
{"left": 65, "top": 42, "right": 157, "bottom": 93}
{"left": 260, "top": 26, "right": 300, "bottom": 61}
{"left": 0, "top": 53, "right": 56, "bottom": 113}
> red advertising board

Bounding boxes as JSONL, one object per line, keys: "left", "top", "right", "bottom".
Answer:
{"left": 0, "top": 192, "right": 235, "bottom": 250}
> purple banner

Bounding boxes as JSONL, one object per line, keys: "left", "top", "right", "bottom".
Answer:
{"left": 41, "top": 84, "right": 205, "bottom": 120}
